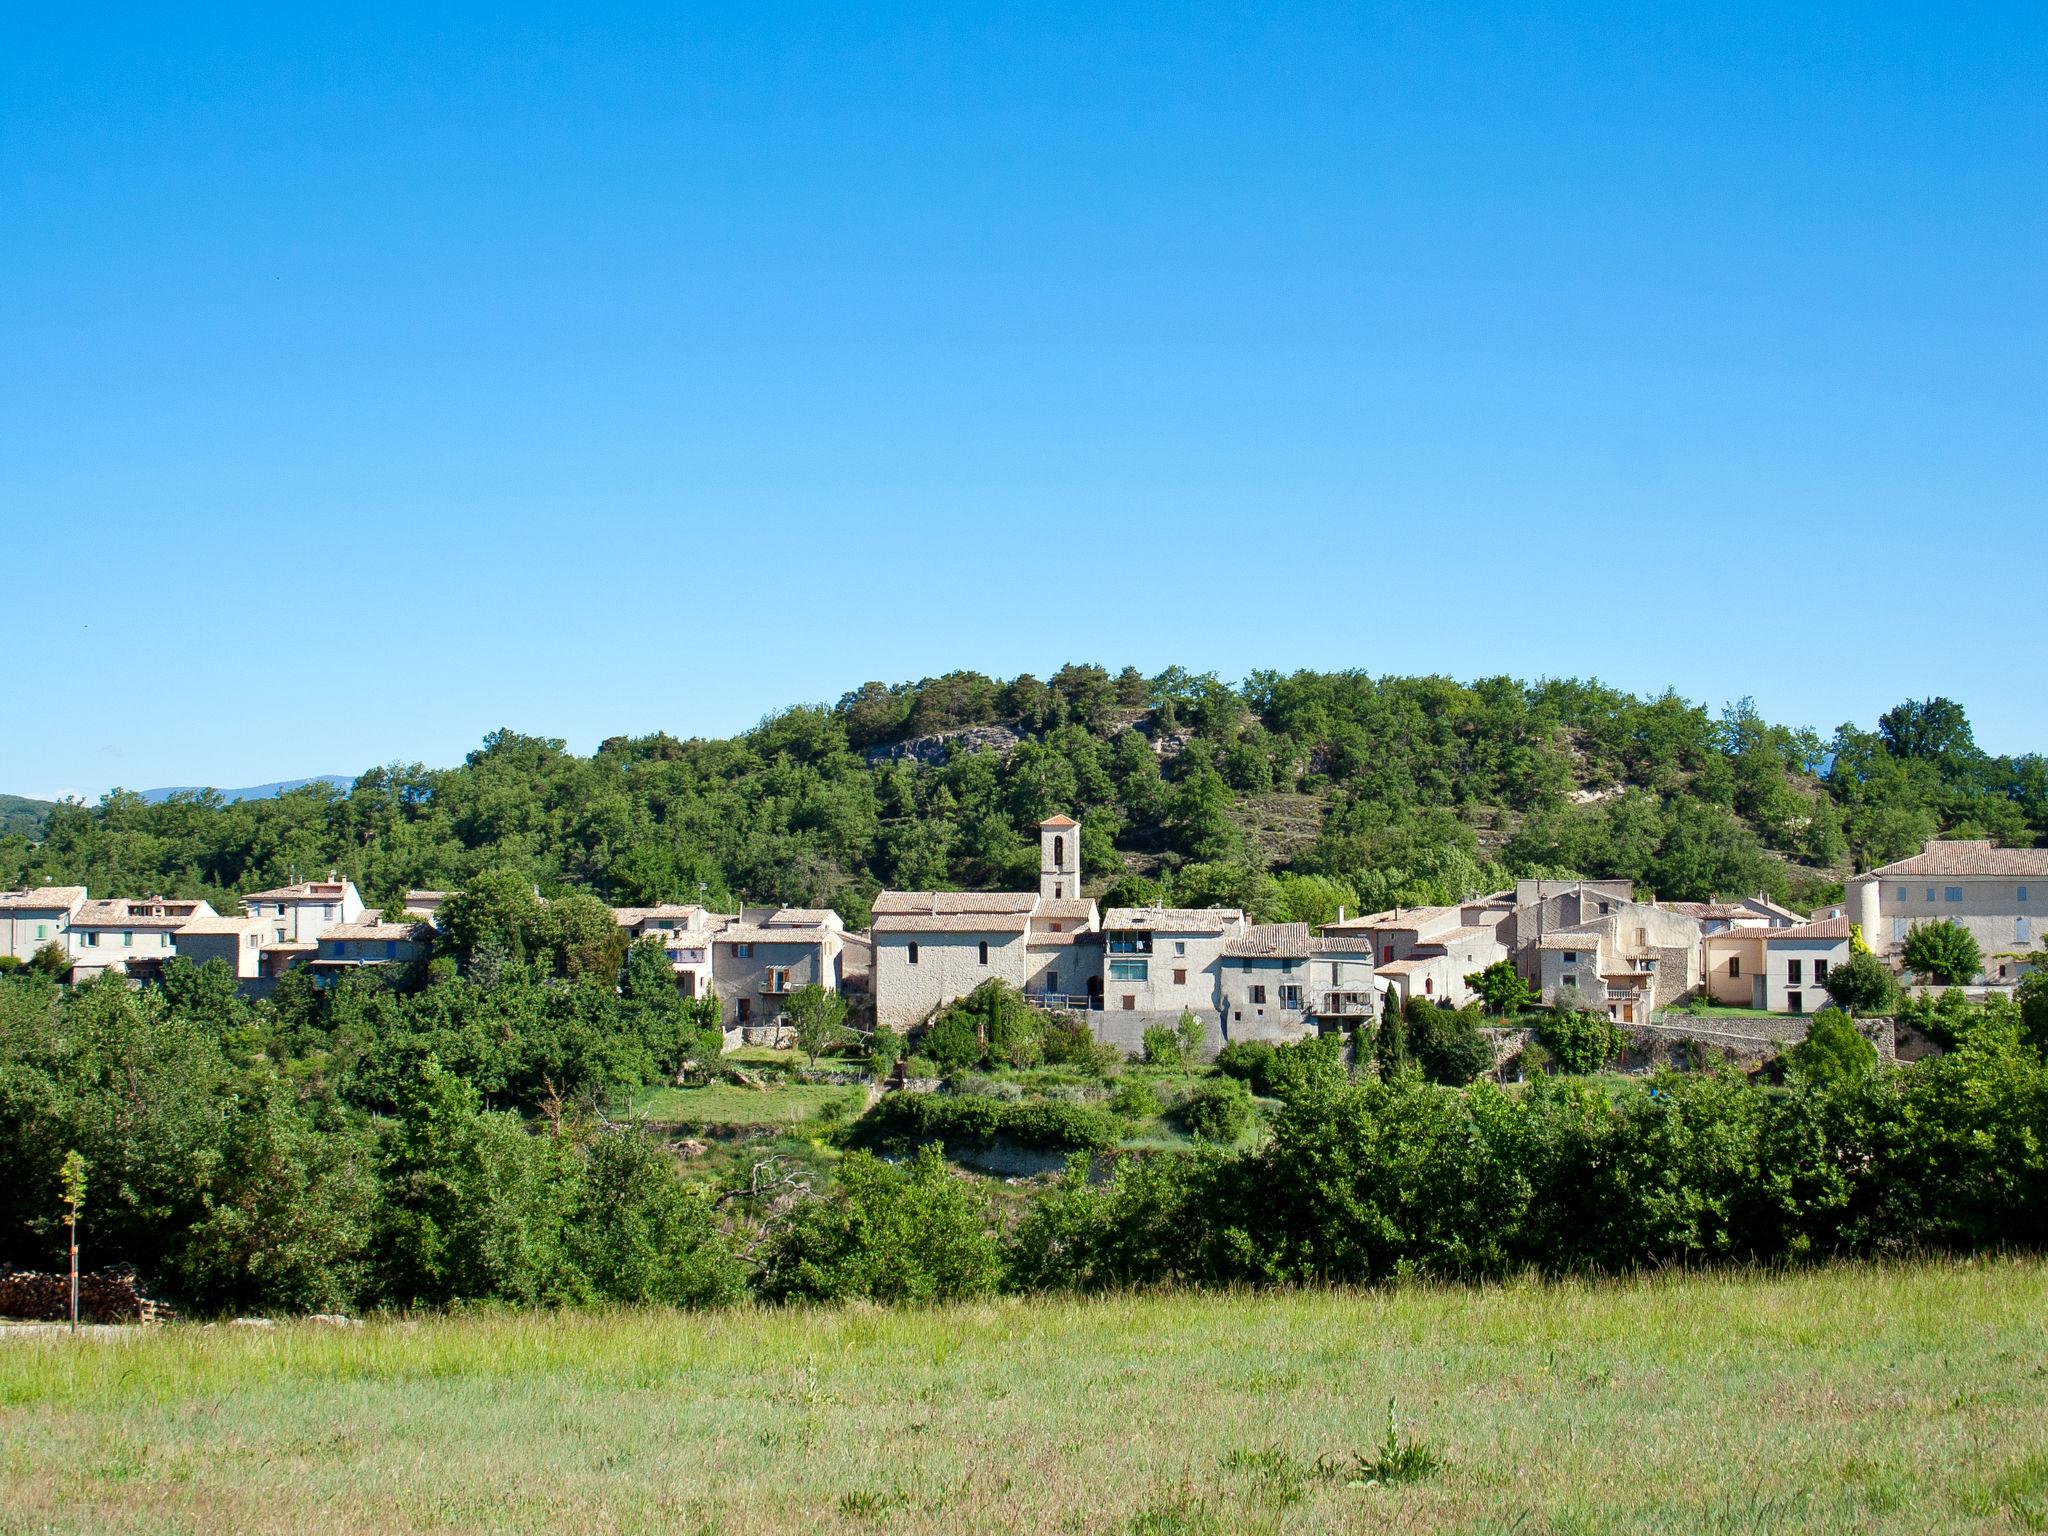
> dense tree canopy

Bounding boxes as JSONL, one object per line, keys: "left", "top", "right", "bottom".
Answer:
{"left": 5, "top": 674, "right": 2040, "bottom": 920}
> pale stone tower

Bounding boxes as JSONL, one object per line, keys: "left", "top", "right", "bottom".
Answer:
{"left": 1039, "top": 815, "right": 1080, "bottom": 901}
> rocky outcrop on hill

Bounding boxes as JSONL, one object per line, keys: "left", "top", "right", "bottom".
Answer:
{"left": 864, "top": 724, "right": 1022, "bottom": 766}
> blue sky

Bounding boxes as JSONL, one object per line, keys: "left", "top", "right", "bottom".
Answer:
{"left": 4, "top": 4, "right": 2043, "bottom": 798}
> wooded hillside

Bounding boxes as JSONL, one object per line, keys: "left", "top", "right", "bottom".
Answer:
{"left": 5, "top": 668, "right": 2041, "bottom": 924}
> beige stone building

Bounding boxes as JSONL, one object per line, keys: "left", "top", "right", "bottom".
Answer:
{"left": 870, "top": 818, "right": 1101, "bottom": 1030}
{"left": 612, "top": 903, "right": 721, "bottom": 998}
{"left": 1216, "top": 924, "right": 1376, "bottom": 1043}
{"left": 307, "top": 920, "right": 432, "bottom": 986}
{"left": 1528, "top": 896, "right": 1707, "bottom": 1021}
{"left": 239, "top": 878, "right": 367, "bottom": 976}
{"left": 710, "top": 907, "right": 848, "bottom": 1029}
{"left": 1847, "top": 839, "right": 2047, "bottom": 976}
{"left": 173, "top": 914, "right": 270, "bottom": 978}
{"left": 0, "top": 886, "right": 87, "bottom": 961}
{"left": 68, "top": 896, "right": 219, "bottom": 979}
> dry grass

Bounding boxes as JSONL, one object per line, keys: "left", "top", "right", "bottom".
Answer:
{"left": 3, "top": 1258, "right": 2046, "bottom": 1534}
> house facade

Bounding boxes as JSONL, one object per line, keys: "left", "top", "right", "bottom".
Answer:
{"left": 67, "top": 897, "right": 219, "bottom": 979}
{"left": 1216, "top": 923, "right": 1376, "bottom": 1042}
{"left": 870, "top": 818, "right": 1101, "bottom": 1030}
{"left": 710, "top": 908, "right": 847, "bottom": 1029}
{"left": 0, "top": 886, "right": 87, "bottom": 962}
{"left": 307, "top": 920, "right": 431, "bottom": 986}
{"left": 1848, "top": 840, "right": 2047, "bottom": 976}
{"left": 612, "top": 903, "right": 720, "bottom": 998}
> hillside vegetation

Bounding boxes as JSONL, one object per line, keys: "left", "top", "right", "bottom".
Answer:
{"left": 0, "top": 794, "right": 53, "bottom": 841}
{"left": 3, "top": 669, "right": 2041, "bottom": 923}
{"left": 4, "top": 1259, "right": 2044, "bottom": 1535}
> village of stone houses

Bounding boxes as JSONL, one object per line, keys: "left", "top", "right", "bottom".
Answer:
{"left": 5, "top": 813, "right": 2039, "bottom": 1075}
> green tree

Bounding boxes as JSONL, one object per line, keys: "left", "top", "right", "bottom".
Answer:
{"left": 1902, "top": 921, "right": 1982, "bottom": 986}
{"left": 1536, "top": 1009, "right": 1625, "bottom": 1076}
{"left": 1785, "top": 1007, "right": 1878, "bottom": 1087}
{"left": 1375, "top": 990, "right": 1406, "bottom": 1078}
{"left": 786, "top": 983, "right": 852, "bottom": 1066}
{"left": 1820, "top": 951, "right": 1899, "bottom": 1016}
{"left": 1464, "top": 960, "right": 1535, "bottom": 1017}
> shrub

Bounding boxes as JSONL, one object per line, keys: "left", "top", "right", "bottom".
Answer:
{"left": 1536, "top": 1010, "right": 1624, "bottom": 1076}
{"left": 1822, "top": 952, "right": 1899, "bottom": 1016}
{"left": 1042, "top": 1013, "right": 1122, "bottom": 1076}
{"left": 1174, "top": 1078, "right": 1254, "bottom": 1142}
{"left": 1214, "top": 1040, "right": 1277, "bottom": 1093}
{"left": 1109, "top": 1078, "right": 1164, "bottom": 1120}
{"left": 920, "top": 1012, "right": 983, "bottom": 1070}
{"left": 755, "top": 1146, "right": 1002, "bottom": 1304}
{"left": 1785, "top": 1008, "right": 1878, "bottom": 1088}
{"left": 917, "top": 980, "right": 1047, "bottom": 1070}
{"left": 843, "top": 1092, "right": 1120, "bottom": 1154}
{"left": 1407, "top": 1001, "right": 1494, "bottom": 1086}
{"left": 1142, "top": 1024, "right": 1184, "bottom": 1067}
{"left": 1266, "top": 1034, "right": 1348, "bottom": 1101}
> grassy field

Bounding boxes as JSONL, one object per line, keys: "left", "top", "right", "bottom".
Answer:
{"left": 4, "top": 1259, "right": 2046, "bottom": 1534}
{"left": 628, "top": 1081, "right": 869, "bottom": 1128}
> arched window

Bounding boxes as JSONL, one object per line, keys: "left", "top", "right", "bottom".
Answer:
{"left": 1053, "top": 835, "right": 1065, "bottom": 867}
{"left": 907, "top": 942, "right": 920, "bottom": 965}
{"left": 978, "top": 941, "right": 989, "bottom": 964}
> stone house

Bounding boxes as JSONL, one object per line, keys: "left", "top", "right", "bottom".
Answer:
{"left": 1320, "top": 902, "right": 1512, "bottom": 1007}
{"left": 1216, "top": 923, "right": 1376, "bottom": 1042}
{"left": 173, "top": 914, "right": 270, "bottom": 978}
{"left": 710, "top": 908, "right": 848, "bottom": 1029}
{"left": 0, "top": 886, "right": 87, "bottom": 962}
{"left": 67, "top": 896, "right": 219, "bottom": 979}
{"left": 612, "top": 903, "right": 721, "bottom": 998}
{"left": 239, "top": 878, "right": 367, "bottom": 976}
{"left": 1530, "top": 898, "right": 1706, "bottom": 1021}
{"left": 1847, "top": 839, "right": 2047, "bottom": 975}
{"left": 870, "top": 818, "right": 1100, "bottom": 1030}
{"left": 307, "top": 920, "right": 432, "bottom": 987}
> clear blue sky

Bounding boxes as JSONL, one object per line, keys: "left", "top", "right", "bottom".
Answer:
{"left": 4, "top": 4, "right": 2043, "bottom": 798}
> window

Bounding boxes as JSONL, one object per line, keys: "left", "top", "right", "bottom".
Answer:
{"left": 1786, "top": 958, "right": 1803, "bottom": 984}
{"left": 2020, "top": 886, "right": 2030, "bottom": 903}
{"left": 735, "top": 943, "right": 753, "bottom": 959}
{"left": 122, "top": 932, "right": 133, "bottom": 947}
{"left": 1121, "top": 995, "right": 1136, "bottom": 1010}
{"left": 83, "top": 932, "right": 99, "bottom": 948}
{"left": 1173, "top": 941, "right": 1186, "bottom": 957}
{"left": 1787, "top": 990, "right": 1803, "bottom": 1014}
{"left": 907, "top": 942, "right": 919, "bottom": 965}
{"left": 34, "top": 924, "right": 45, "bottom": 939}
{"left": 1047, "top": 921, "right": 1062, "bottom": 933}
{"left": 1561, "top": 973, "right": 1577, "bottom": 990}
{"left": 1173, "top": 968, "right": 1186, "bottom": 985}
{"left": 1108, "top": 958, "right": 1149, "bottom": 982}
{"left": 1814, "top": 959, "right": 1829, "bottom": 983}
{"left": 1046, "top": 970, "right": 1058, "bottom": 993}
{"left": 1893, "top": 918, "right": 1907, "bottom": 941}
{"left": 1944, "top": 887, "right": 1963, "bottom": 903}
{"left": 1728, "top": 956, "right": 1741, "bottom": 978}
{"left": 737, "top": 997, "right": 751, "bottom": 1024}
{"left": 1562, "top": 950, "right": 1579, "bottom": 964}
{"left": 1926, "top": 887, "right": 1936, "bottom": 902}
{"left": 1635, "top": 927, "right": 1648, "bottom": 946}
{"left": 1279, "top": 984, "right": 1301, "bottom": 1009}
{"left": 978, "top": 941, "right": 989, "bottom": 965}
{"left": 1895, "top": 886, "right": 1907, "bottom": 903}
{"left": 1598, "top": 901, "right": 1611, "bottom": 915}
{"left": 2019, "top": 918, "right": 2032, "bottom": 943}
{"left": 1052, "top": 835, "right": 1064, "bottom": 867}
{"left": 1424, "top": 977, "right": 1434, "bottom": 995}
{"left": 247, "top": 934, "right": 258, "bottom": 949}
{"left": 766, "top": 968, "right": 791, "bottom": 993}
{"left": 1250, "top": 985, "right": 1267, "bottom": 1005}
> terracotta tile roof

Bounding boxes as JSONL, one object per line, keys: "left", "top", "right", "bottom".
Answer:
{"left": 1104, "top": 907, "right": 1243, "bottom": 932}
{"left": 1410, "top": 926, "right": 1495, "bottom": 950}
{"left": 69, "top": 899, "right": 213, "bottom": 930}
{"left": 1035, "top": 898, "right": 1098, "bottom": 920}
{"left": 1537, "top": 930, "right": 1603, "bottom": 951}
{"left": 1323, "top": 905, "right": 1460, "bottom": 932}
{"left": 760, "top": 908, "right": 843, "bottom": 930}
{"left": 320, "top": 921, "right": 427, "bottom": 942}
{"left": 871, "top": 891, "right": 1038, "bottom": 916}
{"left": 1223, "top": 923, "right": 1375, "bottom": 959}
{"left": 872, "top": 913, "right": 1032, "bottom": 934}
{"left": 1374, "top": 958, "right": 1428, "bottom": 976}
{"left": 1767, "top": 914, "right": 1853, "bottom": 944}
{"left": 176, "top": 915, "right": 262, "bottom": 936}
{"left": 242, "top": 881, "right": 352, "bottom": 902}
{"left": 1861, "top": 840, "right": 2048, "bottom": 879}
{"left": 716, "top": 923, "right": 841, "bottom": 945}
{"left": 611, "top": 904, "right": 708, "bottom": 928}
{"left": 0, "top": 886, "right": 88, "bottom": 911}
{"left": 1038, "top": 814, "right": 1079, "bottom": 828}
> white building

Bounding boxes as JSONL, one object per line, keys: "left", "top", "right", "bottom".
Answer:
{"left": 0, "top": 886, "right": 87, "bottom": 962}
{"left": 1848, "top": 839, "right": 2047, "bottom": 976}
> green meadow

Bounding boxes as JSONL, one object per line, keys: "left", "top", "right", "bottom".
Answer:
{"left": 5, "top": 1257, "right": 2045, "bottom": 1535}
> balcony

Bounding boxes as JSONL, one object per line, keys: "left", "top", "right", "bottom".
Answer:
{"left": 1317, "top": 990, "right": 1376, "bottom": 1017}
{"left": 1023, "top": 990, "right": 1101, "bottom": 1013}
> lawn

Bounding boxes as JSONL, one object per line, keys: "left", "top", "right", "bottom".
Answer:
{"left": 4, "top": 1258, "right": 2045, "bottom": 1534}
{"left": 627, "top": 1080, "right": 868, "bottom": 1128}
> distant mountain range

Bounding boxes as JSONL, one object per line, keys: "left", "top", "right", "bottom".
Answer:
{"left": 0, "top": 795, "right": 55, "bottom": 839}
{"left": 136, "top": 776, "right": 354, "bottom": 805}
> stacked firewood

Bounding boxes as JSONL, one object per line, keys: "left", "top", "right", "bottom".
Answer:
{"left": 0, "top": 1268, "right": 175, "bottom": 1324}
